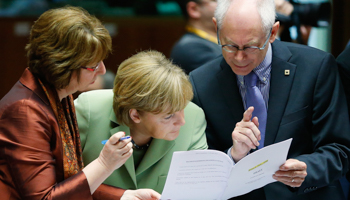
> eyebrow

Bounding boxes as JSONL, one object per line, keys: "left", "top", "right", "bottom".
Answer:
{"left": 223, "top": 37, "right": 260, "bottom": 47}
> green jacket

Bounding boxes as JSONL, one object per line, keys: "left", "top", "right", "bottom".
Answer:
{"left": 74, "top": 89, "right": 208, "bottom": 193}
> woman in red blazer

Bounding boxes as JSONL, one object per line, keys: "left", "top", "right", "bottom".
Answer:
{"left": 0, "top": 6, "right": 160, "bottom": 200}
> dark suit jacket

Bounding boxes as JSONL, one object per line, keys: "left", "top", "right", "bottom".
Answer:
{"left": 170, "top": 32, "right": 222, "bottom": 74}
{"left": 190, "top": 40, "right": 350, "bottom": 200}
{"left": 337, "top": 45, "right": 350, "bottom": 184}
{"left": 337, "top": 45, "right": 350, "bottom": 115}
{"left": 0, "top": 69, "right": 124, "bottom": 200}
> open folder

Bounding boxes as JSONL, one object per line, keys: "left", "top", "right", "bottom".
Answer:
{"left": 161, "top": 138, "right": 292, "bottom": 200}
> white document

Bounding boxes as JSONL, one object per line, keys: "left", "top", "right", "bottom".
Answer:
{"left": 161, "top": 138, "right": 292, "bottom": 200}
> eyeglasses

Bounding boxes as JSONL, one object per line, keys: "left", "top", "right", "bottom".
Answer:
{"left": 80, "top": 62, "right": 100, "bottom": 72}
{"left": 217, "top": 27, "right": 272, "bottom": 54}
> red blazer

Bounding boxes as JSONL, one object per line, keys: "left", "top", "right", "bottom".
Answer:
{"left": 0, "top": 69, "right": 124, "bottom": 200}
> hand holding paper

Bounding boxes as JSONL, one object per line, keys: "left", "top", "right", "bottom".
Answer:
{"left": 161, "top": 138, "right": 293, "bottom": 200}
{"left": 273, "top": 158, "right": 307, "bottom": 187}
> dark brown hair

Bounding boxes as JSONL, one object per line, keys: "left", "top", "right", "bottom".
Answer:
{"left": 26, "top": 6, "right": 112, "bottom": 89}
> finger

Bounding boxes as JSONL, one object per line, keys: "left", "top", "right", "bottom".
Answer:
{"left": 280, "top": 159, "right": 307, "bottom": 171}
{"left": 273, "top": 174, "right": 305, "bottom": 183}
{"left": 122, "top": 147, "right": 133, "bottom": 157}
{"left": 233, "top": 127, "right": 258, "bottom": 149}
{"left": 274, "top": 169, "right": 307, "bottom": 179}
{"left": 108, "top": 132, "right": 125, "bottom": 145}
{"left": 273, "top": 174, "right": 304, "bottom": 187}
{"left": 122, "top": 142, "right": 133, "bottom": 154}
{"left": 242, "top": 107, "right": 254, "bottom": 122}
{"left": 150, "top": 190, "right": 161, "bottom": 198}
{"left": 248, "top": 118, "right": 261, "bottom": 141}
{"left": 251, "top": 116, "right": 259, "bottom": 128}
{"left": 234, "top": 124, "right": 260, "bottom": 147}
{"left": 235, "top": 121, "right": 261, "bottom": 143}
{"left": 117, "top": 137, "right": 132, "bottom": 148}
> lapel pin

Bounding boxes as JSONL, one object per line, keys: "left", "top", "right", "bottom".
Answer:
{"left": 284, "top": 69, "right": 290, "bottom": 76}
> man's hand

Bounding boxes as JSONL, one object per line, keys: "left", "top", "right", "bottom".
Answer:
{"left": 273, "top": 159, "right": 307, "bottom": 187}
{"left": 121, "top": 189, "right": 161, "bottom": 200}
{"left": 231, "top": 107, "right": 260, "bottom": 162}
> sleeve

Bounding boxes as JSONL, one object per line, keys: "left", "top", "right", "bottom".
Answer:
{"left": 92, "top": 184, "right": 125, "bottom": 200}
{"left": 74, "top": 92, "right": 91, "bottom": 150}
{"left": 187, "top": 103, "right": 208, "bottom": 151}
{"left": 295, "top": 53, "right": 350, "bottom": 194}
{"left": 0, "top": 100, "right": 92, "bottom": 200}
{"left": 74, "top": 92, "right": 127, "bottom": 199}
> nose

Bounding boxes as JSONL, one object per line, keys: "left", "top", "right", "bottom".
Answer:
{"left": 234, "top": 50, "right": 246, "bottom": 61}
{"left": 97, "top": 61, "right": 106, "bottom": 75}
{"left": 174, "top": 110, "right": 185, "bottom": 126}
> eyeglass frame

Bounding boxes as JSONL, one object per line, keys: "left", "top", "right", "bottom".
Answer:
{"left": 80, "top": 62, "right": 100, "bottom": 72}
{"left": 217, "top": 26, "right": 272, "bottom": 54}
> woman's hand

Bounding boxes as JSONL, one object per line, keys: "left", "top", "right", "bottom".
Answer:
{"left": 121, "top": 189, "right": 161, "bottom": 200}
{"left": 83, "top": 132, "right": 133, "bottom": 193}
{"left": 98, "top": 131, "right": 133, "bottom": 172}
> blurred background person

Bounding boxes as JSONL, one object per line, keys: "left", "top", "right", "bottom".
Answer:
{"left": 75, "top": 50, "right": 207, "bottom": 194}
{"left": 275, "top": 0, "right": 331, "bottom": 45}
{"left": 0, "top": 6, "right": 160, "bottom": 200}
{"left": 170, "top": 0, "right": 221, "bottom": 74}
{"left": 0, "top": 0, "right": 49, "bottom": 17}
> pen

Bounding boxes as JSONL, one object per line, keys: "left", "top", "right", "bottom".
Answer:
{"left": 101, "top": 136, "right": 131, "bottom": 145}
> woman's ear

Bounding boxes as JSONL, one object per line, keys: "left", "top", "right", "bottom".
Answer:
{"left": 129, "top": 109, "right": 141, "bottom": 123}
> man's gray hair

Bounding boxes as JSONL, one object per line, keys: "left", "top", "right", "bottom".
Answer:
{"left": 215, "top": 0, "right": 276, "bottom": 36}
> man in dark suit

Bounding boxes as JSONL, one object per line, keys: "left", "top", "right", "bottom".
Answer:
{"left": 337, "top": 45, "right": 350, "bottom": 199}
{"left": 171, "top": 0, "right": 221, "bottom": 74}
{"left": 190, "top": 0, "right": 350, "bottom": 199}
{"left": 337, "top": 44, "right": 350, "bottom": 115}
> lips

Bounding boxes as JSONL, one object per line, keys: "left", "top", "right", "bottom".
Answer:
{"left": 234, "top": 64, "right": 249, "bottom": 68}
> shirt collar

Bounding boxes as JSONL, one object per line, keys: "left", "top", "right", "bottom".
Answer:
{"left": 237, "top": 43, "right": 272, "bottom": 86}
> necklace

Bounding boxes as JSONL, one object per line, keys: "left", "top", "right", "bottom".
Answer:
{"left": 131, "top": 139, "right": 152, "bottom": 150}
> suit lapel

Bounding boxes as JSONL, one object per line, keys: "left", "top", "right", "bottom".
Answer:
{"left": 216, "top": 59, "right": 245, "bottom": 123}
{"left": 109, "top": 112, "right": 137, "bottom": 187}
{"left": 265, "top": 41, "right": 296, "bottom": 146}
{"left": 136, "top": 139, "right": 175, "bottom": 176}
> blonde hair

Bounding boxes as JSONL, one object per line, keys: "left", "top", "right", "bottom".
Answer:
{"left": 113, "top": 50, "right": 193, "bottom": 126}
{"left": 26, "top": 6, "right": 112, "bottom": 89}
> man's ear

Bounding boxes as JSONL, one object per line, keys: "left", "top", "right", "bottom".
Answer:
{"left": 129, "top": 109, "right": 141, "bottom": 123}
{"left": 213, "top": 17, "right": 218, "bottom": 32}
{"left": 187, "top": 1, "right": 201, "bottom": 19}
{"left": 270, "top": 21, "right": 280, "bottom": 43}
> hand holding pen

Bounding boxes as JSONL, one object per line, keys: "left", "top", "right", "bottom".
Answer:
{"left": 98, "top": 131, "right": 133, "bottom": 171}
{"left": 102, "top": 136, "right": 131, "bottom": 145}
